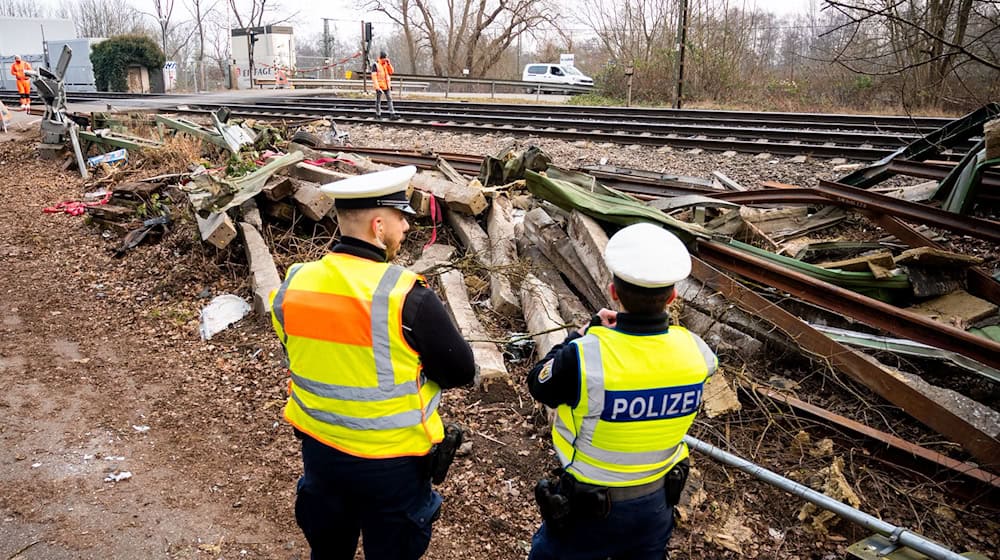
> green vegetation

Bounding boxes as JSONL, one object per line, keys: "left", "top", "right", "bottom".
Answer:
{"left": 90, "top": 35, "right": 165, "bottom": 92}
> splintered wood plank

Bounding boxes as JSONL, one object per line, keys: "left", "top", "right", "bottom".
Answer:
{"left": 284, "top": 162, "right": 352, "bottom": 185}
{"left": 568, "top": 210, "right": 612, "bottom": 295}
{"left": 523, "top": 207, "right": 608, "bottom": 309}
{"left": 894, "top": 246, "right": 985, "bottom": 267}
{"left": 908, "top": 290, "right": 999, "bottom": 326}
{"left": 521, "top": 273, "right": 568, "bottom": 359}
{"left": 518, "top": 243, "right": 590, "bottom": 329}
{"left": 445, "top": 208, "right": 490, "bottom": 266}
{"left": 412, "top": 173, "right": 488, "bottom": 215}
{"left": 410, "top": 244, "right": 456, "bottom": 276}
{"left": 486, "top": 195, "right": 521, "bottom": 316}
{"left": 196, "top": 212, "right": 236, "bottom": 249}
{"left": 439, "top": 269, "right": 508, "bottom": 384}
{"left": 817, "top": 251, "right": 895, "bottom": 272}
{"left": 239, "top": 222, "right": 281, "bottom": 314}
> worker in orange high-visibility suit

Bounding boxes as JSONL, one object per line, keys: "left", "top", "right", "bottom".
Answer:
{"left": 10, "top": 55, "right": 32, "bottom": 112}
{"left": 372, "top": 51, "right": 398, "bottom": 120}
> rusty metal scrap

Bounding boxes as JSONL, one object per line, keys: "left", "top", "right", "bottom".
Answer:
{"left": 814, "top": 180, "right": 1000, "bottom": 244}
{"left": 689, "top": 256, "right": 1000, "bottom": 470}
{"left": 695, "top": 241, "right": 1000, "bottom": 370}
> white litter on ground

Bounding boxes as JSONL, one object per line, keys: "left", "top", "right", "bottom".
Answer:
{"left": 104, "top": 471, "right": 132, "bottom": 483}
{"left": 199, "top": 294, "right": 252, "bottom": 340}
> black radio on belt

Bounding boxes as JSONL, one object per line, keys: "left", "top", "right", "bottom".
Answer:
{"left": 427, "top": 423, "right": 463, "bottom": 484}
{"left": 534, "top": 476, "right": 573, "bottom": 534}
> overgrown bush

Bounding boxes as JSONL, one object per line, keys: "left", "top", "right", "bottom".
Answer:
{"left": 91, "top": 35, "right": 165, "bottom": 92}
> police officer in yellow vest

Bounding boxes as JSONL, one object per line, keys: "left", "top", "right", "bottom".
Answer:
{"left": 270, "top": 165, "right": 476, "bottom": 560}
{"left": 527, "top": 222, "right": 717, "bottom": 560}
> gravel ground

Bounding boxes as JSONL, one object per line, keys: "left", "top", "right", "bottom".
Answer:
{"left": 344, "top": 124, "right": 899, "bottom": 189}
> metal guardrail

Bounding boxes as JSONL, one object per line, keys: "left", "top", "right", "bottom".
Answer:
{"left": 256, "top": 78, "right": 432, "bottom": 92}
{"left": 271, "top": 72, "right": 594, "bottom": 99}
{"left": 388, "top": 73, "right": 593, "bottom": 94}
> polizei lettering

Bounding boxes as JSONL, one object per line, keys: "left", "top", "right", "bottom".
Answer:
{"left": 601, "top": 383, "right": 705, "bottom": 422}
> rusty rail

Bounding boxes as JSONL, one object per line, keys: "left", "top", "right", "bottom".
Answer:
{"left": 696, "top": 241, "right": 1000, "bottom": 370}
{"left": 690, "top": 257, "right": 1000, "bottom": 470}
{"left": 814, "top": 180, "right": 1000, "bottom": 244}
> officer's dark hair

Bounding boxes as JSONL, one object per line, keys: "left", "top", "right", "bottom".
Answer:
{"left": 333, "top": 205, "right": 378, "bottom": 225}
{"left": 379, "top": 51, "right": 387, "bottom": 59}
{"left": 612, "top": 276, "right": 674, "bottom": 315}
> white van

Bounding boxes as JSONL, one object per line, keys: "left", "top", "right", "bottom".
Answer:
{"left": 522, "top": 63, "right": 593, "bottom": 92}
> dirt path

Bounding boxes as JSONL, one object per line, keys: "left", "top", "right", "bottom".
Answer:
{"left": 0, "top": 135, "right": 300, "bottom": 558}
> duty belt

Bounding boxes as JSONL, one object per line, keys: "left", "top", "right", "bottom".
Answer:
{"left": 578, "top": 476, "right": 665, "bottom": 502}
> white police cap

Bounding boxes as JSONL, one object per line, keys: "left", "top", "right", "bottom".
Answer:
{"left": 320, "top": 165, "right": 417, "bottom": 214}
{"left": 604, "top": 223, "right": 691, "bottom": 288}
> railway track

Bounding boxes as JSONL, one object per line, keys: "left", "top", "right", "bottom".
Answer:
{"left": 307, "top": 146, "right": 1000, "bottom": 199}
{"left": 1, "top": 90, "right": 976, "bottom": 160}
{"left": 168, "top": 102, "right": 967, "bottom": 161}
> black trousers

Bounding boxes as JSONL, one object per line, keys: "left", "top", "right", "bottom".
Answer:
{"left": 296, "top": 434, "right": 441, "bottom": 560}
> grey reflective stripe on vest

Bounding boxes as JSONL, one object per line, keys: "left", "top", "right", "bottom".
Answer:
{"left": 291, "top": 389, "right": 441, "bottom": 431}
{"left": 691, "top": 332, "right": 718, "bottom": 377}
{"left": 272, "top": 263, "right": 304, "bottom": 345}
{"left": 567, "top": 454, "right": 672, "bottom": 484}
{"left": 291, "top": 373, "right": 418, "bottom": 401}
{"left": 281, "top": 263, "right": 422, "bottom": 401}
{"left": 372, "top": 265, "right": 406, "bottom": 390}
{"left": 553, "top": 420, "right": 680, "bottom": 465}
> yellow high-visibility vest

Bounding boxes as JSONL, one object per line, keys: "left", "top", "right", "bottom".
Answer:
{"left": 271, "top": 253, "right": 443, "bottom": 458}
{"left": 552, "top": 325, "right": 717, "bottom": 486}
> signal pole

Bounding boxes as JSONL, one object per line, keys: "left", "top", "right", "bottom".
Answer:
{"left": 673, "top": 0, "right": 689, "bottom": 109}
{"left": 322, "top": 18, "right": 333, "bottom": 79}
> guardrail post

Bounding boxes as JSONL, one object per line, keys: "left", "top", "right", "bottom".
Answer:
{"left": 399, "top": 77, "right": 403, "bottom": 99}
{"left": 446, "top": 77, "right": 450, "bottom": 98}
{"left": 535, "top": 83, "right": 541, "bottom": 101}
{"left": 491, "top": 81, "right": 495, "bottom": 99}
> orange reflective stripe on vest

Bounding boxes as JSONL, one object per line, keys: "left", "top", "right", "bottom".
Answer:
{"left": 271, "top": 253, "right": 444, "bottom": 458}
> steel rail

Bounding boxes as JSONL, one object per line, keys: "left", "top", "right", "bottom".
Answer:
{"left": 182, "top": 102, "right": 930, "bottom": 148}
{"left": 278, "top": 94, "right": 955, "bottom": 130}
{"left": 695, "top": 241, "right": 1000, "bottom": 370}
{"left": 170, "top": 105, "right": 900, "bottom": 160}
{"left": 264, "top": 96, "right": 952, "bottom": 137}
{"left": 814, "top": 180, "right": 1000, "bottom": 243}
{"left": 888, "top": 159, "right": 1000, "bottom": 189}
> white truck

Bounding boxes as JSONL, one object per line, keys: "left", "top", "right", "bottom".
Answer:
{"left": 521, "top": 63, "right": 593, "bottom": 93}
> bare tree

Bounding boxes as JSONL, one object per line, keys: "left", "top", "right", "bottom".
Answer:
{"left": 0, "top": 0, "right": 47, "bottom": 17}
{"left": 365, "top": 0, "right": 559, "bottom": 76}
{"left": 187, "top": 0, "right": 219, "bottom": 91}
{"left": 819, "top": 0, "right": 1000, "bottom": 105}
{"left": 580, "top": 0, "right": 674, "bottom": 64}
{"left": 58, "top": 0, "right": 151, "bottom": 37}
{"left": 148, "top": 0, "right": 177, "bottom": 58}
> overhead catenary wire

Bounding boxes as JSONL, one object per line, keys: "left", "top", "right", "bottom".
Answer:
{"left": 684, "top": 435, "right": 968, "bottom": 560}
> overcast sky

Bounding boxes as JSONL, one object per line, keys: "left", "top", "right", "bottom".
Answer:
{"left": 38, "top": 0, "right": 818, "bottom": 47}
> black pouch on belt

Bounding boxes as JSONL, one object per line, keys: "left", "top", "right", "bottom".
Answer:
{"left": 561, "top": 471, "right": 611, "bottom": 519}
{"left": 534, "top": 474, "right": 573, "bottom": 535}
{"left": 427, "top": 423, "right": 463, "bottom": 484}
{"left": 664, "top": 459, "right": 690, "bottom": 506}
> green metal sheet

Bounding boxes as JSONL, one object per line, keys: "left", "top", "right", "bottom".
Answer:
{"left": 524, "top": 169, "right": 708, "bottom": 244}
{"left": 970, "top": 325, "right": 1000, "bottom": 342}
{"left": 728, "top": 240, "right": 910, "bottom": 302}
